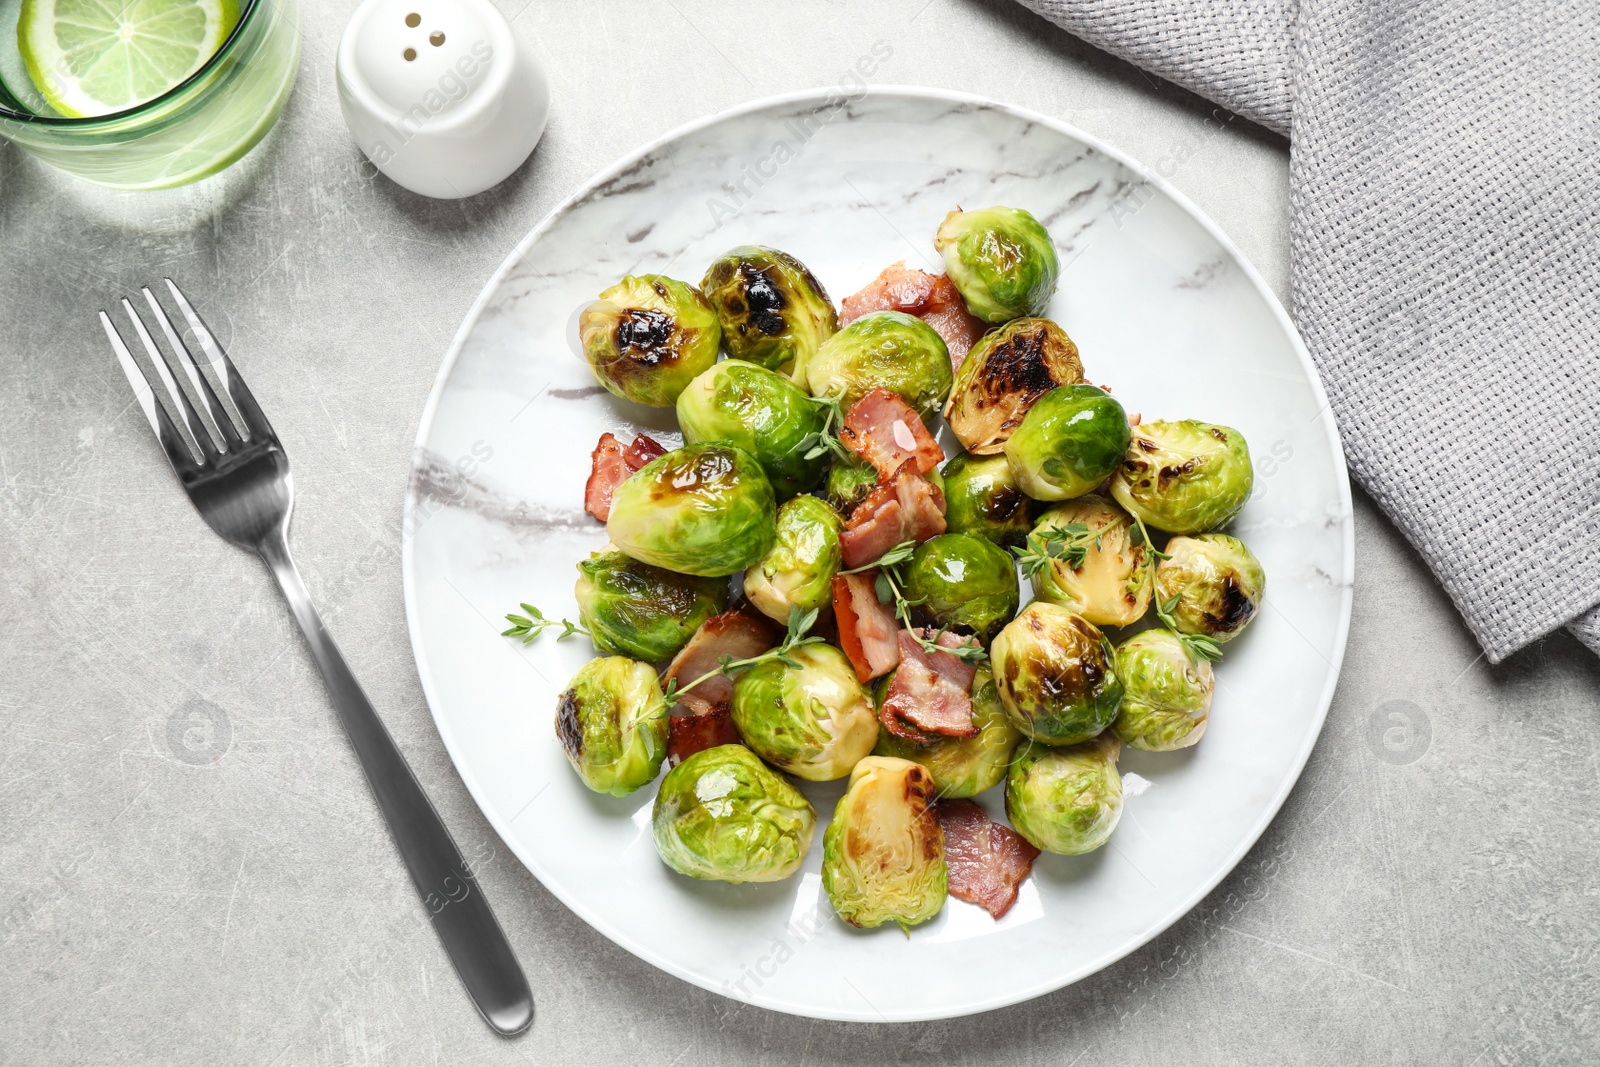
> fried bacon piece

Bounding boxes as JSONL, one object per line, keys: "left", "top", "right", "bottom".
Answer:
{"left": 583, "top": 431, "right": 667, "bottom": 521}
{"left": 832, "top": 571, "right": 900, "bottom": 682}
{"left": 839, "top": 388, "right": 944, "bottom": 478}
{"left": 662, "top": 609, "right": 779, "bottom": 709}
{"left": 840, "top": 262, "right": 988, "bottom": 365}
{"left": 666, "top": 696, "right": 743, "bottom": 767}
{"left": 839, "top": 463, "right": 947, "bottom": 570}
{"left": 938, "top": 799, "right": 1041, "bottom": 920}
{"left": 879, "top": 630, "right": 981, "bottom": 740}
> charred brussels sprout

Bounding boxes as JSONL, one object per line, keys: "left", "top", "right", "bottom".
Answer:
{"left": 744, "top": 496, "right": 843, "bottom": 624}
{"left": 990, "top": 602, "right": 1123, "bottom": 745}
{"left": 700, "top": 246, "right": 837, "bottom": 375}
{"left": 935, "top": 206, "right": 1060, "bottom": 323}
{"left": 1110, "top": 420, "right": 1253, "bottom": 534}
{"left": 1112, "top": 630, "right": 1214, "bottom": 751}
{"left": 1029, "top": 496, "right": 1152, "bottom": 627}
{"left": 574, "top": 550, "right": 728, "bottom": 663}
{"left": 873, "top": 669, "right": 1022, "bottom": 797}
{"left": 1005, "top": 734, "right": 1122, "bottom": 855}
{"left": 730, "top": 644, "right": 879, "bottom": 781}
{"left": 555, "top": 656, "right": 668, "bottom": 796}
{"left": 903, "top": 533, "right": 1020, "bottom": 642}
{"left": 676, "top": 359, "right": 828, "bottom": 498}
{"left": 1154, "top": 533, "right": 1265, "bottom": 643}
{"left": 822, "top": 756, "right": 948, "bottom": 929}
{"left": 824, "top": 451, "right": 880, "bottom": 517}
{"left": 944, "top": 319, "right": 1083, "bottom": 455}
{"left": 941, "top": 453, "right": 1033, "bottom": 547}
{"left": 607, "top": 445, "right": 776, "bottom": 577}
{"left": 579, "top": 275, "right": 720, "bottom": 407}
{"left": 652, "top": 745, "right": 817, "bottom": 883}
{"left": 1003, "top": 385, "right": 1131, "bottom": 502}
{"left": 795, "top": 311, "right": 952, "bottom": 423}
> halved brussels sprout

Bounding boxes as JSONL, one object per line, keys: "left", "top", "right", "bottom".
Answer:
{"left": 1005, "top": 734, "right": 1122, "bottom": 855}
{"left": 1110, "top": 420, "right": 1253, "bottom": 534}
{"left": 873, "top": 669, "right": 1022, "bottom": 797}
{"left": 941, "top": 453, "right": 1033, "bottom": 547}
{"left": 675, "top": 359, "right": 828, "bottom": 498}
{"left": 903, "top": 532, "right": 1020, "bottom": 642}
{"left": 744, "top": 496, "right": 843, "bottom": 624}
{"left": 990, "top": 602, "right": 1123, "bottom": 745}
{"left": 1003, "top": 385, "right": 1131, "bottom": 502}
{"left": 1112, "top": 630, "right": 1214, "bottom": 751}
{"left": 555, "top": 656, "right": 668, "bottom": 796}
{"left": 1029, "top": 495, "right": 1152, "bottom": 627}
{"left": 1154, "top": 533, "right": 1265, "bottom": 642}
{"left": 700, "top": 246, "right": 837, "bottom": 375}
{"left": 607, "top": 445, "right": 776, "bottom": 577}
{"left": 578, "top": 275, "right": 720, "bottom": 407}
{"left": 822, "top": 756, "right": 947, "bottom": 929}
{"left": 934, "top": 206, "right": 1060, "bottom": 323}
{"left": 944, "top": 319, "right": 1083, "bottom": 455}
{"left": 795, "top": 311, "right": 952, "bottom": 423}
{"left": 824, "top": 451, "right": 880, "bottom": 517}
{"left": 730, "top": 644, "right": 879, "bottom": 781}
{"left": 652, "top": 744, "right": 817, "bottom": 883}
{"left": 574, "top": 550, "right": 728, "bottom": 663}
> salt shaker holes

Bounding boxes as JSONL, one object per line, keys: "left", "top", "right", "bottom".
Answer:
{"left": 404, "top": 12, "right": 420, "bottom": 26}
{"left": 430, "top": 31, "right": 446, "bottom": 46}
{"left": 403, "top": 46, "right": 416, "bottom": 60}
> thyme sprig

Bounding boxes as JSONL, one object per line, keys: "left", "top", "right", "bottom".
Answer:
{"left": 662, "top": 605, "right": 825, "bottom": 704}
{"left": 502, "top": 604, "right": 589, "bottom": 643}
{"left": 1012, "top": 522, "right": 1105, "bottom": 581}
{"left": 797, "top": 395, "right": 852, "bottom": 462}
{"left": 1129, "top": 519, "right": 1223, "bottom": 664}
{"left": 852, "top": 539, "right": 989, "bottom": 666}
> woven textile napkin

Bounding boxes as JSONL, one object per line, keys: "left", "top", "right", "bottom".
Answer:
{"left": 1020, "top": 0, "right": 1600, "bottom": 662}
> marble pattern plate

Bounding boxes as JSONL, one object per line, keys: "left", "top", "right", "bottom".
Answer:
{"left": 402, "top": 87, "right": 1353, "bottom": 1022}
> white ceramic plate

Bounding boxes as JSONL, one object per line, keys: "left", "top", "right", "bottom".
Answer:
{"left": 402, "top": 87, "right": 1353, "bottom": 1022}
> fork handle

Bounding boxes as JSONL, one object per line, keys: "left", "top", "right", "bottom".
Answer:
{"left": 258, "top": 534, "right": 533, "bottom": 1035}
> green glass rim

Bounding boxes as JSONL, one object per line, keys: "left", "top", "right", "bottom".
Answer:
{"left": 0, "top": 0, "right": 266, "bottom": 125}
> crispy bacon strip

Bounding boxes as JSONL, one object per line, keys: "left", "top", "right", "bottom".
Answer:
{"left": 840, "top": 262, "right": 988, "bottom": 365}
{"left": 662, "top": 609, "right": 779, "bottom": 709}
{"left": 666, "top": 696, "right": 743, "bottom": 767}
{"left": 839, "top": 388, "right": 943, "bottom": 478}
{"left": 832, "top": 572, "right": 900, "bottom": 682}
{"left": 584, "top": 431, "right": 666, "bottom": 522}
{"left": 839, "top": 463, "right": 947, "bottom": 570}
{"left": 880, "top": 630, "right": 980, "bottom": 740}
{"left": 938, "top": 799, "right": 1041, "bottom": 920}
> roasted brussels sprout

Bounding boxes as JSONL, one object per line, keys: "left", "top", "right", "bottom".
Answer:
{"left": 934, "top": 206, "right": 1060, "bottom": 323}
{"left": 1112, "top": 630, "right": 1214, "bottom": 751}
{"left": 903, "top": 533, "right": 1020, "bottom": 642}
{"left": 652, "top": 745, "right": 817, "bottom": 883}
{"left": 795, "top": 311, "right": 952, "bottom": 423}
{"left": 578, "top": 275, "right": 720, "bottom": 407}
{"left": 744, "top": 496, "right": 843, "bottom": 624}
{"left": 555, "top": 656, "right": 669, "bottom": 796}
{"left": 990, "top": 602, "right": 1123, "bottom": 745}
{"left": 730, "top": 644, "right": 879, "bottom": 781}
{"left": 1005, "top": 734, "right": 1122, "bottom": 855}
{"left": 941, "top": 453, "right": 1033, "bottom": 547}
{"left": 574, "top": 550, "right": 728, "bottom": 663}
{"left": 676, "top": 359, "right": 828, "bottom": 498}
{"left": 1154, "top": 533, "right": 1265, "bottom": 642}
{"left": 700, "top": 246, "right": 837, "bottom": 374}
{"left": 1110, "top": 420, "right": 1253, "bottom": 534}
{"left": 822, "top": 756, "right": 947, "bottom": 929}
{"left": 1003, "top": 385, "right": 1131, "bottom": 502}
{"left": 944, "top": 319, "right": 1083, "bottom": 455}
{"left": 873, "top": 669, "right": 1022, "bottom": 797}
{"left": 607, "top": 445, "right": 776, "bottom": 577}
{"left": 824, "top": 451, "right": 880, "bottom": 517}
{"left": 1029, "top": 496, "right": 1152, "bottom": 627}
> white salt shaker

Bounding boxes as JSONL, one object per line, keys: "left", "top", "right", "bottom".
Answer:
{"left": 337, "top": 0, "right": 549, "bottom": 199}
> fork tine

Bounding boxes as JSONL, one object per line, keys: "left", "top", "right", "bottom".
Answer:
{"left": 121, "top": 297, "right": 219, "bottom": 461}
{"left": 100, "top": 310, "right": 200, "bottom": 478}
{"left": 164, "top": 278, "right": 278, "bottom": 443}
{"left": 141, "top": 285, "right": 241, "bottom": 450}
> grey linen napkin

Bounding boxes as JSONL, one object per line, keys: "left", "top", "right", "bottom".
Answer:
{"left": 1020, "top": 0, "right": 1600, "bottom": 662}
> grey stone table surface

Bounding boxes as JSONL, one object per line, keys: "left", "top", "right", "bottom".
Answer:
{"left": 1, "top": 2, "right": 1596, "bottom": 1064}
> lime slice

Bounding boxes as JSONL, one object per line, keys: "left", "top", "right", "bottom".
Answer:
{"left": 18, "top": 0, "right": 239, "bottom": 118}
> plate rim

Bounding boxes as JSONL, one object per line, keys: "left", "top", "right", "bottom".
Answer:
{"left": 400, "top": 84, "right": 1356, "bottom": 1023}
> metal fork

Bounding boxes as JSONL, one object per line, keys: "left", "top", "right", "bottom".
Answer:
{"left": 100, "top": 280, "right": 533, "bottom": 1036}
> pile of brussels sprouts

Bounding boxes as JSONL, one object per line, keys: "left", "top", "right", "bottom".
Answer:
{"left": 506, "top": 205, "right": 1267, "bottom": 932}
